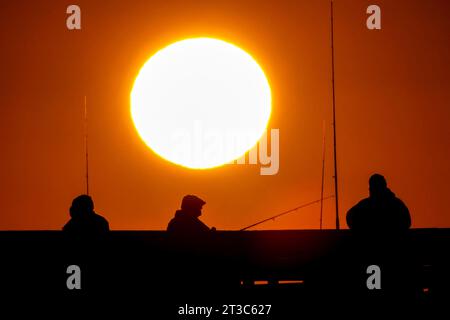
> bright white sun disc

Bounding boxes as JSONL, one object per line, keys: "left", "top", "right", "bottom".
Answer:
{"left": 131, "top": 37, "right": 272, "bottom": 169}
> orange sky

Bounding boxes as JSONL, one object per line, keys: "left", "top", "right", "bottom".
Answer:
{"left": 0, "top": 0, "right": 449, "bottom": 230}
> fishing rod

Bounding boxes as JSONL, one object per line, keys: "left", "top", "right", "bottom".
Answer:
{"left": 320, "top": 120, "right": 326, "bottom": 229}
{"left": 243, "top": 2, "right": 340, "bottom": 232}
{"left": 240, "top": 195, "right": 335, "bottom": 231}
{"left": 330, "top": 0, "right": 340, "bottom": 229}
{"left": 84, "top": 95, "right": 90, "bottom": 195}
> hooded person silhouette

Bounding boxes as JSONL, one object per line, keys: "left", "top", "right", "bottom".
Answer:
{"left": 63, "top": 194, "right": 110, "bottom": 234}
{"left": 167, "top": 195, "right": 215, "bottom": 236}
{"left": 346, "top": 174, "right": 411, "bottom": 232}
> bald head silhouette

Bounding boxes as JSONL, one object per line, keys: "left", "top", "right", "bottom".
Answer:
{"left": 346, "top": 174, "right": 411, "bottom": 231}
{"left": 369, "top": 174, "right": 388, "bottom": 197}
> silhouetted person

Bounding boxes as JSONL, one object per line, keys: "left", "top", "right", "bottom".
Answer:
{"left": 167, "top": 195, "right": 215, "bottom": 236}
{"left": 166, "top": 195, "right": 219, "bottom": 292}
{"left": 346, "top": 174, "right": 411, "bottom": 232}
{"left": 63, "top": 195, "right": 109, "bottom": 234}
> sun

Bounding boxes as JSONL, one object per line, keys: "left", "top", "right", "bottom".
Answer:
{"left": 130, "top": 37, "right": 271, "bottom": 169}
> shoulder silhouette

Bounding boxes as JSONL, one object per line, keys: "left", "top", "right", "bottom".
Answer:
{"left": 346, "top": 174, "right": 411, "bottom": 232}
{"left": 167, "top": 194, "right": 215, "bottom": 237}
{"left": 63, "top": 194, "right": 110, "bottom": 234}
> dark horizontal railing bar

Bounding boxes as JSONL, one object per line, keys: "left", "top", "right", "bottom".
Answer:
{"left": 1, "top": 228, "right": 449, "bottom": 298}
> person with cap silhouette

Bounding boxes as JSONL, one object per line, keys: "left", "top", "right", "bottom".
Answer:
{"left": 166, "top": 195, "right": 219, "bottom": 292}
{"left": 346, "top": 174, "right": 411, "bottom": 232}
{"left": 167, "top": 195, "right": 215, "bottom": 236}
{"left": 63, "top": 194, "right": 110, "bottom": 234}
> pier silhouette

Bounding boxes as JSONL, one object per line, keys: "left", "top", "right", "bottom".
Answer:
{"left": 1, "top": 228, "right": 449, "bottom": 314}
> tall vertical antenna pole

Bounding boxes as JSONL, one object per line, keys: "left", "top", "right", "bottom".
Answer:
{"left": 320, "top": 120, "right": 326, "bottom": 230}
{"left": 84, "top": 95, "right": 89, "bottom": 195}
{"left": 330, "top": 0, "right": 340, "bottom": 229}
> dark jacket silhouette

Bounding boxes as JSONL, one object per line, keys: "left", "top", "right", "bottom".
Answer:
{"left": 167, "top": 195, "right": 214, "bottom": 237}
{"left": 63, "top": 195, "right": 109, "bottom": 234}
{"left": 166, "top": 195, "right": 222, "bottom": 292}
{"left": 346, "top": 174, "right": 411, "bottom": 232}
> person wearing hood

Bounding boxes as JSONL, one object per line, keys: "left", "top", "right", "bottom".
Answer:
{"left": 346, "top": 174, "right": 411, "bottom": 231}
{"left": 63, "top": 194, "right": 110, "bottom": 234}
{"left": 167, "top": 195, "right": 215, "bottom": 236}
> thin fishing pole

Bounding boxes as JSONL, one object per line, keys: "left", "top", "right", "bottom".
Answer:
{"left": 330, "top": 0, "right": 340, "bottom": 229}
{"left": 84, "top": 95, "right": 89, "bottom": 195}
{"left": 320, "top": 120, "right": 326, "bottom": 229}
{"left": 240, "top": 195, "right": 335, "bottom": 231}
